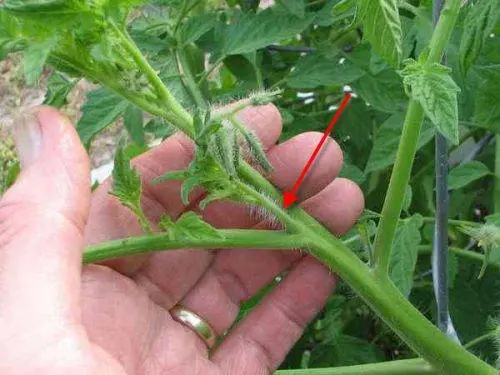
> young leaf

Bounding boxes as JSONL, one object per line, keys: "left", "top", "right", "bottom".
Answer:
{"left": 77, "top": 87, "right": 129, "bottom": 146}
{"left": 179, "top": 12, "right": 217, "bottom": 46}
{"left": 365, "top": 113, "right": 435, "bottom": 173}
{"left": 459, "top": 223, "right": 500, "bottom": 278}
{"left": 352, "top": 69, "right": 407, "bottom": 114}
{"left": 0, "top": 10, "right": 25, "bottom": 59}
{"left": 389, "top": 214, "right": 423, "bottom": 297}
{"left": 216, "top": 8, "right": 313, "bottom": 58}
{"left": 475, "top": 73, "right": 500, "bottom": 132}
{"left": 3, "top": 0, "right": 84, "bottom": 16}
{"left": 460, "top": 0, "right": 500, "bottom": 75}
{"left": 153, "top": 170, "right": 188, "bottom": 185}
{"left": 278, "top": 0, "right": 306, "bottom": 19}
{"left": 230, "top": 117, "right": 272, "bottom": 172}
{"left": 286, "top": 52, "right": 366, "bottom": 89}
{"left": 358, "top": 0, "right": 402, "bottom": 67}
{"left": 43, "top": 72, "right": 76, "bottom": 108}
{"left": 211, "top": 128, "right": 238, "bottom": 176}
{"left": 181, "top": 176, "right": 202, "bottom": 205}
{"left": 448, "top": 161, "right": 490, "bottom": 190}
{"left": 160, "top": 211, "right": 223, "bottom": 241}
{"left": 110, "top": 146, "right": 151, "bottom": 233}
{"left": 402, "top": 185, "right": 412, "bottom": 212}
{"left": 339, "top": 163, "right": 366, "bottom": 185}
{"left": 22, "top": 37, "right": 57, "bottom": 86}
{"left": 400, "top": 60, "right": 461, "bottom": 144}
{"left": 123, "top": 104, "right": 145, "bottom": 147}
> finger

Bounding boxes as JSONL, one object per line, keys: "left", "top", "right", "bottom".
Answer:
{"left": 213, "top": 256, "right": 335, "bottom": 374}
{"left": 0, "top": 107, "right": 90, "bottom": 332}
{"left": 177, "top": 178, "right": 363, "bottom": 335}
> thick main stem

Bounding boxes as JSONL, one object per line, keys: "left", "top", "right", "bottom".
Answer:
{"left": 291, "top": 210, "right": 497, "bottom": 375}
{"left": 372, "top": 101, "right": 425, "bottom": 275}
{"left": 372, "top": 0, "right": 462, "bottom": 277}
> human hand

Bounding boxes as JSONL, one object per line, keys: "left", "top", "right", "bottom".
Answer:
{"left": 0, "top": 106, "right": 363, "bottom": 374}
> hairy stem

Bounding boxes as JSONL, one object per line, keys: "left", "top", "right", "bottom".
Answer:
{"left": 83, "top": 230, "right": 307, "bottom": 264}
{"left": 109, "top": 21, "right": 194, "bottom": 137}
{"left": 174, "top": 46, "right": 207, "bottom": 109}
{"left": 495, "top": 134, "right": 500, "bottom": 212}
{"left": 296, "top": 211, "right": 496, "bottom": 375}
{"left": 372, "top": 0, "right": 462, "bottom": 278}
{"left": 419, "top": 245, "right": 500, "bottom": 272}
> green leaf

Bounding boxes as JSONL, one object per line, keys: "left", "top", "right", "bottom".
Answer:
{"left": 217, "top": 8, "right": 313, "bottom": 57}
{"left": 448, "top": 161, "right": 490, "bottom": 190}
{"left": 286, "top": 52, "right": 366, "bottom": 89}
{"left": 180, "top": 12, "right": 217, "bottom": 46}
{"left": 365, "top": 113, "right": 435, "bottom": 172}
{"left": 402, "top": 185, "right": 412, "bottom": 212}
{"left": 0, "top": 10, "right": 25, "bottom": 58}
{"left": 3, "top": 0, "right": 84, "bottom": 15}
{"left": 309, "top": 335, "right": 383, "bottom": 367}
{"left": 123, "top": 104, "right": 145, "bottom": 147}
{"left": 400, "top": 60, "right": 461, "bottom": 144}
{"left": 144, "top": 118, "right": 175, "bottom": 139}
{"left": 43, "top": 72, "right": 76, "bottom": 108}
{"left": 460, "top": 0, "right": 500, "bottom": 75}
{"left": 352, "top": 69, "right": 407, "bottom": 113}
{"left": 389, "top": 214, "right": 423, "bottom": 297}
{"left": 22, "top": 37, "right": 56, "bottom": 85}
{"left": 339, "top": 163, "right": 366, "bottom": 185}
{"left": 159, "top": 211, "right": 223, "bottom": 241}
{"left": 181, "top": 176, "right": 202, "bottom": 205}
{"left": 358, "top": 0, "right": 402, "bottom": 67}
{"left": 230, "top": 118, "right": 272, "bottom": 172}
{"left": 110, "top": 146, "right": 151, "bottom": 233}
{"left": 475, "top": 72, "right": 500, "bottom": 132}
{"left": 76, "top": 87, "right": 129, "bottom": 146}
{"left": 278, "top": 0, "right": 305, "bottom": 18}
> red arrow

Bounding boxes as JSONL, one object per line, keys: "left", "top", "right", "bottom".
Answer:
{"left": 283, "top": 92, "right": 352, "bottom": 208}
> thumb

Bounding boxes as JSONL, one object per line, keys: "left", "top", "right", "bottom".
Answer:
{"left": 0, "top": 107, "right": 90, "bottom": 335}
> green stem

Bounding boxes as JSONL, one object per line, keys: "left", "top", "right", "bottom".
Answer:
{"left": 197, "top": 57, "right": 223, "bottom": 85}
{"left": 175, "top": 46, "right": 207, "bottom": 109}
{"left": 419, "top": 245, "right": 500, "bottom": 272}
{"left": 274, "top": 328, "right": 499, "bottom": 375}
{"left": 464, "top": 328, "right": 500, "bottom": 349}
{"left": 495, "top": 134, "right": 500, "bottom": 213}
{"left": 109, "top": 21, "right": 194, "bottom": 137}
{"left": 372, "top": 101, "right": 425, "bottom": 276}
{"left": 399, "top": 3, "right": 419, "bottom": 16}
{"left": 372, "top": 0, "right": 462, "bottom": 278}
{"left": 275, "top": 359, "right": 435, "bottom": 375}
{"left": 288, "top": 209, "right": 497, "bottom": 375}
{"left": 235, "top": 181, "right": 303, "bottom": 232}
{"left": 83, "top": 229, "right": 306, "bottom": 264}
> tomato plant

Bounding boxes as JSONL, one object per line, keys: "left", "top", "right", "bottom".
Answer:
{"left": 1, "top": 0, "right": 500, "bottom": 374}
